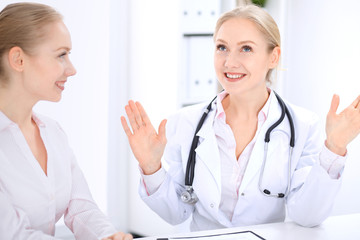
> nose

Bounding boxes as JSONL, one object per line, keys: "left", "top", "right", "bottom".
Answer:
{"left": 224, "top": 51, "right": 240, "bottom": 69}
{"left": 65, "top": 60, "right": 77, "bottom": 77}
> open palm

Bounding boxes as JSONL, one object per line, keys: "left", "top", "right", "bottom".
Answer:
{"left": 325, "top": 94, "right": 360, "bottom": 156}
{"left": 121, "top": 100, "right": 167, "bottom": 175}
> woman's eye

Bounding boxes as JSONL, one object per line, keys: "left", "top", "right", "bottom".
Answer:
{"left": 59, "top": 52, "right": 68, "bottom": 58}
{"left": 242, "top": 45, "right": 252, "bottom": 53}
{"left": 216, "top": 44, "right": 227, "bottom": 51}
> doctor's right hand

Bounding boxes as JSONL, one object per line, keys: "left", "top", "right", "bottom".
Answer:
{"left": 121, "top": 100, "right": 167, "bottom": 175}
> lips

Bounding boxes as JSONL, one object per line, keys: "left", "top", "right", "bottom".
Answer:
{"left": 55, "top": 81, "right": 66, "bottom": 91}
{"left": 224, "top": 72, "right": 246, "bottom": 82}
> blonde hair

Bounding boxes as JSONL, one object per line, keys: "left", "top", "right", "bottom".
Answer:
{"left": 214, "top": 4, "right": 280, "bottom": 82}
{"left": 0, "top": 2, "right": 62, "bottom": 82}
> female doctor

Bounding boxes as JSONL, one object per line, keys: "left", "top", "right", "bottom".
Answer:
{"left": 121, "top": 4, "right": 360, "bottom": 231}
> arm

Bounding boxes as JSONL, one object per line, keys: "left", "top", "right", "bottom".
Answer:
{"left": 121, "top": 101, "right": 194, "bottom": 225}
{"left": 0, "top": 189, "right": 60, "bottom": 240}
{"left": 287, "top": 95, "right": 360, "bottom": 227}
{"left": 63, "top": 152, "right": 131, "bottom": 240}
{"left": 138, "top": 133, "right": 194, "bottom": 225}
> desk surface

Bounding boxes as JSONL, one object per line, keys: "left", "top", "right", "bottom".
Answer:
{"left": 138, "top": 213, "right": 360, "bottom": 240}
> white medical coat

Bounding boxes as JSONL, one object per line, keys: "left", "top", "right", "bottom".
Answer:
{"left": 139, "top": 94, "right": 343, "bottom": 231}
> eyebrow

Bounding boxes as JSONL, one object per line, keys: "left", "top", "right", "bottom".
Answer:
{"left": 55, "top": 47, "right": 71, "bottom": 52}
{"left": 216, "top": 39, "right": 257, "bottom": 46}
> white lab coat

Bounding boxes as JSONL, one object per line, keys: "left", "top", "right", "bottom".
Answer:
{"left": 139, "top": 93, "right": 342, "bottom": 231}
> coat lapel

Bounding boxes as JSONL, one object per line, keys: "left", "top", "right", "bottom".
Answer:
{"left": 193, "top": 108, "right": 222, "bottom": 195}
{"left": 178, "top": 103, "right": 222, "bottom": 209}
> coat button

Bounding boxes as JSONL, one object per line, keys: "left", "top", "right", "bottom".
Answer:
{"left": 210, "top": 203, "right": 214, "bottom": 208}
{"left": 241, "top": 193, "right": 245, "bottom": 196}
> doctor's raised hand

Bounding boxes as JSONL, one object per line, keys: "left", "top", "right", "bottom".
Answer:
{"left": 325, "top": 94, "right": 360, "bottom": 156}
{"left": 121, "top": 100, "right": 167, "bottom": 175}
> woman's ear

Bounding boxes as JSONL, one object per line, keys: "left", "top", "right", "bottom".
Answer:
{"left": 8, "top": 46, "right": 25, "bottom": 72}
{"left": 269, "top": 46, "right": 281, "bottom": 69}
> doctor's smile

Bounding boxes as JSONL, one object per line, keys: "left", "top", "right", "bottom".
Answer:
{"left": 224, "top": 72, "right": 247, "bottom": 82}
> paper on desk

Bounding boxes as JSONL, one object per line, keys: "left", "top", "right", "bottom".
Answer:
{"left": 168, "top": 231, "right": 265, "bottom": 240}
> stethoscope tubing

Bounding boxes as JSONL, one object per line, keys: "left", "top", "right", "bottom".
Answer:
{"left": 184, "top": 95, "right": 217, "bottom": 187}
{"left": 182, "top": 91, "right": 295, "bottom": 204}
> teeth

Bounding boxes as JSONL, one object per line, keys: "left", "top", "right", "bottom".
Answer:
{"left": 226, "top": 73, "right": 244, "bottom": 79}
{"left": 56, "top": 82, "right": 64, "bottom": 87}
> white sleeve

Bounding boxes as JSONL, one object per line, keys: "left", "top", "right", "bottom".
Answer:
{"left": 139, "top": 165, "right": 167, "bottom": 195}
{"left": 64, "top": 153, "right": 117, "bottom": 240}
{"left": 319, "top": 144, "right": 346, "bottom": 179}
{"left": 138, "top": 113, "right": 194, "bottom": 225}
{"left": 0, "top": 188, "right": 61, "bottom": 240}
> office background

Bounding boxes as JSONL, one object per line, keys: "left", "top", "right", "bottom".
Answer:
{"left": 1, "top": 0, "right": 359, "bottom": 238}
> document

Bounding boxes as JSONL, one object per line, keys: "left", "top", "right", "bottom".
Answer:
{"left": 157, "top": 231, "right": 265, "bottom": 240}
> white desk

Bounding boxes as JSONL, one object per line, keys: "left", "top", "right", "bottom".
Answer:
{"left": 137, "top": 213, "right": 360, "bottom": 240}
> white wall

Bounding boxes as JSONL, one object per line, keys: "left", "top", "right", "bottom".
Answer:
{"left": 107, "top": 0, "right": 130, "bottom": 233}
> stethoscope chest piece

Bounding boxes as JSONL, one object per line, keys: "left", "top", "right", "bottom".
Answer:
{"left": 181, "top": 186, "right": 198, "bottom": 204}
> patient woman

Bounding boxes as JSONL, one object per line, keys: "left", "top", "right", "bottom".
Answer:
{"left": 0, "top": 3, "right": 132, "bottom": 240}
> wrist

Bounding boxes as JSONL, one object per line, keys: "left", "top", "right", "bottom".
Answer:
{"left": 325, "top": 139, "right": 347, "bottom": 156}
{"left": 140, "top": 163, "right": 161, "bottom": 175}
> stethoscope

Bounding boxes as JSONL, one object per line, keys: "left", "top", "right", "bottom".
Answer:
{"left": 180, "top": 91, "right": 295, "bottom": 205}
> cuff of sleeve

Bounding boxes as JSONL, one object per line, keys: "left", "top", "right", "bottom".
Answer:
{"left": 139, "top": 165, "right": 166, "bottom": 196}
{"left": 319, "top": 144, "right": 347, "bottom": 179}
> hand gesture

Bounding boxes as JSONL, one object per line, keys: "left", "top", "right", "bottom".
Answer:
{"left": 102, "top": 232, "right": 133, "bottom": 240}
{"left": 325, "top": 94, "right": 360, "bottom": 156}
{"left": 121, "top": 100, "right": 167, "bottom": 175}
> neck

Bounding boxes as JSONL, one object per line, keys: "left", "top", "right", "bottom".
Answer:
{"left": 0, "top": 86, "right": 37, "bottom": 128}
{"left": 222, "top": 87, "right": 269, "bottom": 121}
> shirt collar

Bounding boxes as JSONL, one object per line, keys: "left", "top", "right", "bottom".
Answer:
{"left": 0, "top": 111, "right": 13, "bottom": 131}
{"left": 0, "top": 111, "right": 46, "bottom": 132}
{"left": 214, "top": 89, "right": 273, "bottom": 122}
{"left": 32, "top": 112, "right": 46, "bottom": 128}
{"left": 215, "top": 90, "right": 228, "bottom": 121}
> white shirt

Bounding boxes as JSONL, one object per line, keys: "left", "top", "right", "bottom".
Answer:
{"left": 141, "top": 90, "right": 346, "bottom": 223}
{"left": 0, "top": 111, "right": 117, "bottom": 240}
{"left": 213, "top": 91, "right": 270, "bottom": 221}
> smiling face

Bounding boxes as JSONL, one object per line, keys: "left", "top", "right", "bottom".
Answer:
{"left": 22, "top": 20, "right": 76, "bottom": 102}
{"left": 214, "top": 17, "right": 280, "bottom": 96}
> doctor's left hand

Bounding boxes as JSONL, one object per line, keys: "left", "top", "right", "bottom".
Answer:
{"left": 325, "top": 94, "right": 360, "bottom": 156}
{"left": 121, "top": 100, "right": 167, "bottom": 175}
{"left": 102, "top": 232, "right": 133, "bottom": 240}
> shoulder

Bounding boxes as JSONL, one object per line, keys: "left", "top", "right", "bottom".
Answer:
{"left": 169, "top": 102, "right": 208, "bottom": 120}
{"left": 279, "top": 99, "right": 321, "bottom": 144}
{"left": 167, "top": 102, "right": 209, "bottom": 126}
{"left": 166, "top": 102, "right": 209, "bottom": 137}
{"left": 34, "top": 113, "right": 63, "bottom": 129}
{"left": 33, "top": 112, "right": 69, "bottom": 140}
{"left": 284, "top": 100, "right": 319, "bottom": 126}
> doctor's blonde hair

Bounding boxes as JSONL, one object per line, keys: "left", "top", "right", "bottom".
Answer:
{"left": 214, "top": 4, "right": 281, "bottom": 82}
{"left": 0, "top": 2, "right": 62, "bottom": 84}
